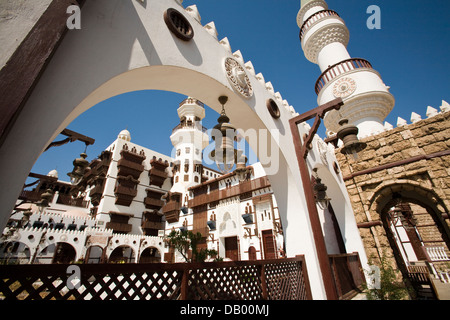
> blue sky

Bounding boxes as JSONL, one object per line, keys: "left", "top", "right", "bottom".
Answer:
{"left": 29, "top": 0, "right": 449, "bottom": 184}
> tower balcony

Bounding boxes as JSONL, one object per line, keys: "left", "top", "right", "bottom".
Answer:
{"left": 300, "top": 10, "right": 349, "bottom": 64}
{"left": 315, "top": 58, "right": 373, "bottom": 95}
{"left": 171, "top": 122, "right": 208, "bottom": 135}
{"left": 299, "top": 10, "right": 340, "bottom": 41}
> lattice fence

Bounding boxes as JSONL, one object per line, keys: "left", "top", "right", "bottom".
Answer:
{"left": 0, "top": 256, "right": 311, "bottom": 300}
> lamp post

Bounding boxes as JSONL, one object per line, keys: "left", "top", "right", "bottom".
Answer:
{"left": 289, "top": 97, "right": 366, "bottom": 300}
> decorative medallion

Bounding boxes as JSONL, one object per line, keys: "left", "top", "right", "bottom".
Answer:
{"left": 224, "top": 58, "right": 253, "bottom": 98}
{"left": 333, "top": 77, "right": 356, "bottom": 98}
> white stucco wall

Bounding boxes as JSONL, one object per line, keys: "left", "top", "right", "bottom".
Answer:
{"left": 0, "top": 0, "right": 368, "bottom": 299}
{"left": 0, "top": 0, "right": 53, "bottom": 69}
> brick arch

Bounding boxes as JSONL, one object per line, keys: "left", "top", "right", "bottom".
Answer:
{"left": 368, "top": 180, "right": 450, "bottom": 265}
{"left": 368, "top": 180, "right": 449, "bottom": 217}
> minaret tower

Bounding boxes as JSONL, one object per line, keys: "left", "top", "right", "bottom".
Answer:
{"left": 297, "top": 0, "right": 395, "bottom": 137}
{"left": 170, "top": 97, "right": 210, "bottom": 194}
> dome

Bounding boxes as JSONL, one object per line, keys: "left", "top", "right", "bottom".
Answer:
{"left": 47, "top": 169, "right": 58, "bottom": 179}
{"left": 118, "top": 129, "right": 131, "bottom": 141}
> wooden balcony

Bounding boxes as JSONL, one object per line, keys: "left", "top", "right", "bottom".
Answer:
{"left": 106, "top": 221, "right": 132, "bottom": 234}
{"left": 120, "top": 149, "right": 146, "bottom": 164}
{"left": 164, "top": 211, "right": 181, "bottom": 224}
{"left": 114, "top": 185, "right": 137, "bottom": 206}
{"left": 149, "top": 157, "right": 169, "bottom": 188}
{"left": 162, "top": 192, "right": 182, "bottom": 223}
{"left": 163, "top": 201, "right": 182, "bottom": 223}
{"left": 144, "top": 197, "right": 165, "bottom": 210}
{"left": 89, "top": 184, "right": 104, "bottom": 206}
{"left": 117, "top": 158, "right": 144, "bottom": 179}
{"left": 188, "top": 176, "right": 271, "bottom": 208}
{"left": 141, "top": 220, "right": 164, "bottom": 230}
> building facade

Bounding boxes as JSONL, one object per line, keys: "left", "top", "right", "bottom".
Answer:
{"left": 1, "top": 98, "right": 284, "bottom": 265}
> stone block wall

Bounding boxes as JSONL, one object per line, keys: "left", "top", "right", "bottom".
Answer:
{"left": 335, "top": 108, "right": 450, "bottom": 270}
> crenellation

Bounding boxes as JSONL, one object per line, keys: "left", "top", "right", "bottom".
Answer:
{"left": 265, "top": 81, "right": 274, "bottom": 94}
{"left": 219, "top": 37, "right": 231, "bottom": 53}
{"left": 244, "top": 61, "right": 255, "bottom": 76}
{"left": 232, "top": 50, "right": 244, "bottom": 65}
{"left": 256, "top": 73, "right": 265, "bottom": 85}
{"left": 203, "top": 22, "right": 218, "bottom": 39}
{"left": 185, "top": 5, "right": 201, "bottom": 22}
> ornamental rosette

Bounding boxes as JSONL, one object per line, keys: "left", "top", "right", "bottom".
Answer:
{"left": 224, "top": 58, "right": 253, "bottom": 99}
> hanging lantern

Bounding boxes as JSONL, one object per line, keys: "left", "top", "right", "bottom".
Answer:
{"left": 209, "top": 96, "right": 239, "bottom": 174}
{"left": 336, "top": 118, "right": 367, "bottom": 161}
{"left": 312, "top": 169, "right": 331, "bottom": 210}
{"left": 234, "top": 149, "right": 249, "bottom": 182}
{"left": 67, "top": 152, "right": 89, "bottom": 185}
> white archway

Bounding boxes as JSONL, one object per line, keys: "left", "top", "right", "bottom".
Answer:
{"left": 0, "top": 0, "right": 363, "bottom": 299}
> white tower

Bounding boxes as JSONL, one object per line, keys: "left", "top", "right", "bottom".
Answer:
{"left": 170, "top": 98, "right": 210, "bottom": 194}
{"left": 297, "top": 0, "right": 395, "bottom": 137}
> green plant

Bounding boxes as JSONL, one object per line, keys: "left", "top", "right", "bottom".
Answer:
{"left": 363, "top": 254, "right": 410, "bottom": 300}
{"left": 165, "top": 230, "right": 218, "bottom": 263}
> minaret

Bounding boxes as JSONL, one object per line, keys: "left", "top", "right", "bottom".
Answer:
{"left": 170, "top": 97, "right": 210, "bottom": 194}
{"left": 297, "top": 0, "right": 395, "bottom": 137}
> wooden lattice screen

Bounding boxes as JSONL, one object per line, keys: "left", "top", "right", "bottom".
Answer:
{"left": 0, "top": 256, "right": 311, "bottom": 300}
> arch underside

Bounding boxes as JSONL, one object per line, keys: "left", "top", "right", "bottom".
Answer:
{"left": 0, "top": 0, "right": 366, "bottom": 299}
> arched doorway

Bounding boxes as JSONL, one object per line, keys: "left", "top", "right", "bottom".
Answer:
{"left": 370, "top": 183, "right": 450, "bottom": 291}
{"left": 35, "top": 242, "right": 76, "bottom": 264}
{"left": 139, "top": 247, "right": 161, "bottom": 264}
{"left": 248, "top": 246, "right": 257, "bottom": 261}
{"left": 0, "top": 241, "right": 31, "bottom": 265}
{"left": 86, "top": 245, "right": 104, "bottom": 264}
{"left": 108, "top": 246, "right": 135, "bottom": 264}
{"left": 381, "top": 195, "right": 450, "bottom": 269}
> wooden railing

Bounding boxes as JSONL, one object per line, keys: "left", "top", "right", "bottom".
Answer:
{"left": 0, "top": 256, "right": 311, "bottom": 300}
{"left": 188, "top": 177, "right": 271, "bottom": 208}
{"left": 56, "top": 194, "right": 89, "bottom": 208}
{"left": 329, "top": 252, "right": 366, "bottom": 300}
{"left": 299, "top": 10, "right": 341, "bottom": 41}
{"left": 172, "top": 123, "right": 208, "bottom": 135}
{"left": 18, "top": 190, "right": 43, "bottom": 202}
{"left": 315, "top": 58, "right": 372, "bottom": 95}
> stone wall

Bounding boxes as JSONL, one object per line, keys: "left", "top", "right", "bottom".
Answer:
{"left": 335, "top": 107, "right": 450, "bottom": 269}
